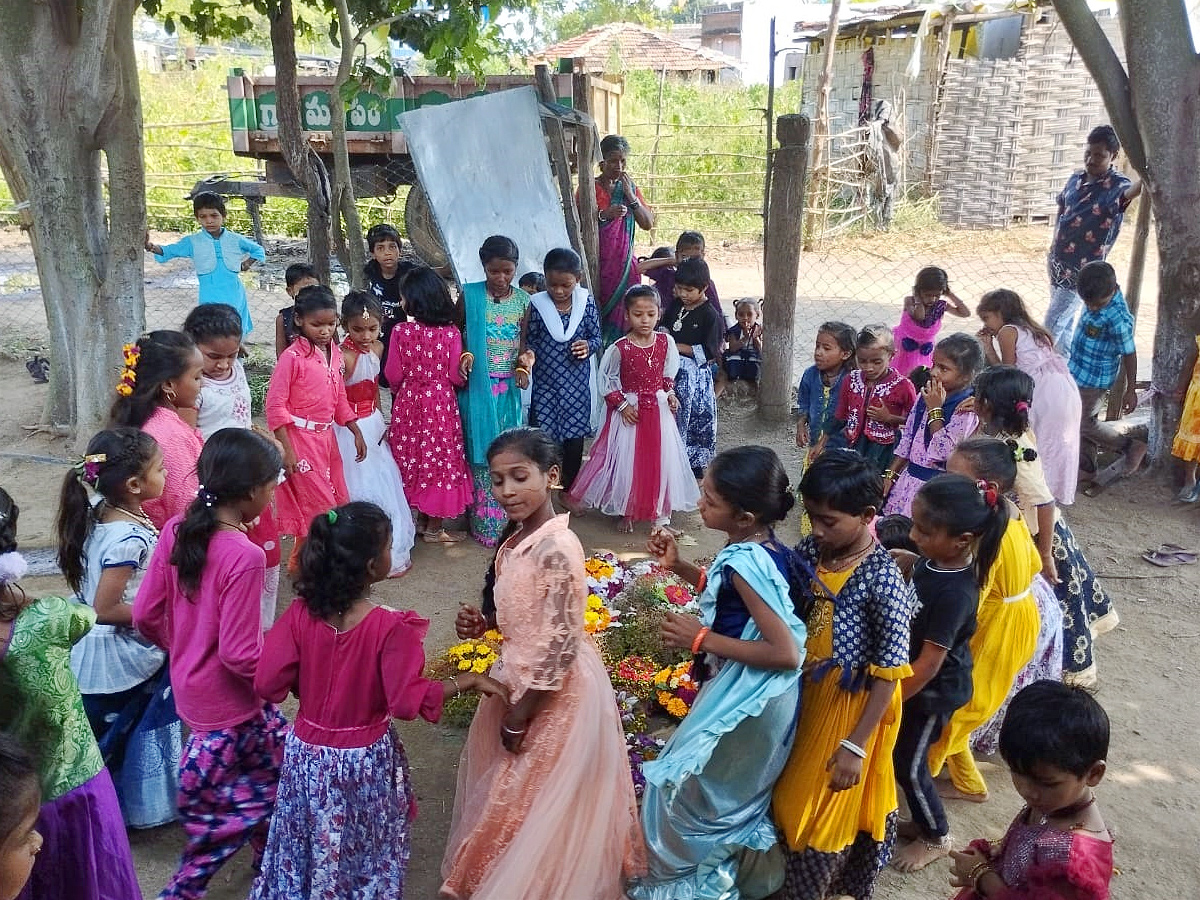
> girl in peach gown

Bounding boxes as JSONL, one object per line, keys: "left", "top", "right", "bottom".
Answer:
{"left": 443, "top": 428, "right": 645, "bottom": 900}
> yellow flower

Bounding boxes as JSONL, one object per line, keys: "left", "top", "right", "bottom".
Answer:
{"left": 457, "top": 660, "right": 472, "bottom": 671}
{"left": 471, "top": 658, "right": 490, "bottom": 673}
{"left": 587, "top": 594, "right": 604, "bottom": 610}
{"left": 482, "top": 629, "right": 504, "bottom": 642}
{"left": 666, "top": 697, "right": 689, "bottom": 717}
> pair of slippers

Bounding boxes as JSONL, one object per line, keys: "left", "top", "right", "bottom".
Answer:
{"left": 1142, "top": 543, "right": 1198, "bottom": 567}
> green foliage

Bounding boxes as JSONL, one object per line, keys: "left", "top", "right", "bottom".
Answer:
{"left": 546, "top": 0, "right": 667, "bottom": 42}
{"left": 141, "top": 0, "right": 535, "bottom": 80}
{"left": 619, "top": 70, "right": 802, "bottom": 243}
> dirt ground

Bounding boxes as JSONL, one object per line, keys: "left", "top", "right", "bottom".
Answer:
{"left": 2, "top": 234, "right": 1196, "bottom": 898}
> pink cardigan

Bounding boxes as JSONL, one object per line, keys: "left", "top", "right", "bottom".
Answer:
{"left": 134, "top": 516, "right": 267, "bottom": 731}
{"left": 141, "top": 405, "right": 203, "bottom": 530}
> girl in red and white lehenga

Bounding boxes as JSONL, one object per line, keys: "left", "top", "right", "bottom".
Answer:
{"left": 266, "top": 285, "right": 366, "bottom": 569}
{"left": 567, "top": 285, "right": 699, "bottom": 532}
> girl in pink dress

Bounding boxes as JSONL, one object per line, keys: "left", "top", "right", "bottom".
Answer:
{"left": 891, "top": 266, "right": 971, "bottom": 379}
{"left": 976, "top": 289, "right": 1082, "bottom": 506}
{"left": 385, "top": 266, "right": 473, "bottom": 543}
{"left": 108, "top": 330, "right": 205, "bottom": 530}
{"left": 949, "top": 681, "right": 1113, "bottom": 900}
{"left": 446, "top": 428, "right": 646, "bottom": 900}
{"left": 250, "top": 502, "right": 505, "bottom": 899}
{"left": 567, "top": 285, "right": 699, "bottom": 532}
{"left": 266, "top": 286, "right": 366, "bottom": 567}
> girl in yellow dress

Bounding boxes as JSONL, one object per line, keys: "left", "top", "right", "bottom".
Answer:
{"left": 929, "top": 448, "right": 1043, "bottom": 801}
{"left": 1171, "top": 332, "right": 1200, "bottom": 501}
{"left": 774, "top": 450, "right": 916, "bottom": 900}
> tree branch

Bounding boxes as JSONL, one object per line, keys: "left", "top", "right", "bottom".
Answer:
{"left": 1051, "top": 0, "right": 1147, "bottom": 176}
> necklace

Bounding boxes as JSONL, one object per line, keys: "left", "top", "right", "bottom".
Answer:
{"left": 672, "top": 304, "right": 701, "bottom": 333}
{"left": 1036, "top": 792, "right": 1096, "bottom": 826}
{"left": 216, "top": 519, "right": 248, "bottom": 533}
{"left": 822, "top": 535, "right": 874, "bottom": 571}
{"left": 108, "top": 503, "right": 157, "bottom": 534}
{"left": 730, "top": 528, "right": 770, "bottom": 545}
{"left": 626, "top": 334, "right": 658, "bottom": 360}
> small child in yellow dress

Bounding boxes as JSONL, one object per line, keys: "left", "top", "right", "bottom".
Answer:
{"left": 1170, "top": 330, "right": 1200, "bottom": 502}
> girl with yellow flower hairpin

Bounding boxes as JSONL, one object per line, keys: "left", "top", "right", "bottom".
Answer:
{"left": 109, "top": 331, "right": 205, "bottom": 531}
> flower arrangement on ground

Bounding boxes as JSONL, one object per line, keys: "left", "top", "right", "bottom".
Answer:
{"left": 653, "top": 660, "right": 699, "bottom": 719}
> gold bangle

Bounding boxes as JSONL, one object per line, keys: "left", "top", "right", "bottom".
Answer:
{"left": 927, "top": 408, "right": 945, "bottom": 422}
{"left": 882, "top": 469, "right": 897, "bottom": 481}
{"left": 514, "top": 366, "right": 529, "bottom": 376}
{"left": 449, "top": 674, "right": 461, "bottom": 697}
{"left": 971, "top": 863, "right": 995, "bottom": 894}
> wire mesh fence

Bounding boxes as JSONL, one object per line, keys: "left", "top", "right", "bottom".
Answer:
{"left": 0, "top": 61, "right": 1159, "bottom": 383}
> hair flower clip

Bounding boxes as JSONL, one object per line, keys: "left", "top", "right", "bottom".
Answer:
{"left": 116, "top": 343, "right": 141, "bottom": 396}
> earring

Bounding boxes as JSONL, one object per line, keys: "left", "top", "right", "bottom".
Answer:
{"left": 164, "top": 386, "right": 178, "bottom": 403}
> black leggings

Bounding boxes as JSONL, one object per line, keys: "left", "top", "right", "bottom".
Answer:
{"left": 893, "top": 702, "right": 951, "bottom": 839}
{"left": 561, "top": 438, "right": 584, "bottom": 490}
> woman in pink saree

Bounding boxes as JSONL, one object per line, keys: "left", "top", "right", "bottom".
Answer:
{"left": 591, "top": 134, "right": 655, "bottom": 344}
{"left": 442, "top": 428, "right": 645, "bottom": 899}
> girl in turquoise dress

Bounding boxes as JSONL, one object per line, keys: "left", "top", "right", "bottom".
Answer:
{"left": 460, "top": 236, "right": 534, "bottom": 546}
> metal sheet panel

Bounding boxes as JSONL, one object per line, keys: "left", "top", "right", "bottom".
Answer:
{"left": 399, "top": 86, "right": 569, "bottom": 285}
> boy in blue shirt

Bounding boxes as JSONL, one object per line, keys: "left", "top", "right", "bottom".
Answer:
{"left": 1069, "top": 260, "right": 1145, "bottom": 487}
{"left": 145, "top": 191, "right": 265, "bottom": 337}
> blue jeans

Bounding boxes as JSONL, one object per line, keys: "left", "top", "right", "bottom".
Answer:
{"left": 1045, "top": 283, "right": 1082, "bottom": 358}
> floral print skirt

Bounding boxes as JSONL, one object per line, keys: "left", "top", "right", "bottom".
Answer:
{"left": 251, "top": 727, "right": 414, "bottom": 900}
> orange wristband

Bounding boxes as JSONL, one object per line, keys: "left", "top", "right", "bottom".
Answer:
{"left": 696, "top": 567, "right": 708, "bottom": 594}
{"left": 691, "top": 626, "right": 710, "bottom": 655}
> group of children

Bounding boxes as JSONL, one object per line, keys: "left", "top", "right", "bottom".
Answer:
{"left": 1, "top": 419, "right": 1117, "bottom": 900}
{"left": 2, "top": 426, "right": 1117, "bottom": 900}
{"left": 0, "top": 196, "right": 1151, "bottom": 900}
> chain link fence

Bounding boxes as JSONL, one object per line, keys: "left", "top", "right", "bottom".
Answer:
{"left": 0, "top": 62, "right": 1158, "bottom": 381}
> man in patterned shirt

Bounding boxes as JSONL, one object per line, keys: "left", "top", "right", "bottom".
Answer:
{"left": 1045, "top": 126, "right": 1141, "bottom": 358}
{"left": 1069, "top": 261, "right": 1145, "bottom": 487}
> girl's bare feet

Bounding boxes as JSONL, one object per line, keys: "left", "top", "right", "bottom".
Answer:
{"left": 423, "top": 529, "right": 464, "bottom": 544}
{"left": 617, "top": 517, "right": 634, "bottom": 533}
{"left": 890, "top": 835, "right": 952, "bottom": 873}
{"left": 936, "top": 782, "right": 989, "bottom": 803}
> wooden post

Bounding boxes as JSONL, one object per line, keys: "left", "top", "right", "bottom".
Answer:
{"left": 1106, "top": 195, "right": 1152, "bottom": 419}
{"left": 536, "top": 64, "right": 592, "bottom": 287}
{"left": 573, "top": 68, "right": 600, "bottom": 292}
{"left": 760, "top": 115, "right": 811, "bottom": 422}
{"left": 924, "top": 10, "right": 956, "bottom": 193}
{"left": 803, "top": 0, "right": 842, "bottom": 246}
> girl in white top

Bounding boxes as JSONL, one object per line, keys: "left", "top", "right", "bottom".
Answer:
{"left": 54, "top": 427, "right": 180, "bottom": 828}
{"left": 335, "top": 291, "right": 415, "bottom": 575}
{"left": 182, "top": 303, "right": 284, "bottom": 627}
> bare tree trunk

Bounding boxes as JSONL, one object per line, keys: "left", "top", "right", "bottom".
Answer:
{"left": 1052, "top": 0, "right": 1200, "bottom": 461}
{"left": 760, "top": 116, "right": 811, "bottom": 422}
{"left": 269, "top": 0, "right": 332, "bottom": 283}
{"left": 0, "top": 0, "right": 145, "bottom": 439}
{"left": 331, "top": 0, "right": 366, "bottom": 289}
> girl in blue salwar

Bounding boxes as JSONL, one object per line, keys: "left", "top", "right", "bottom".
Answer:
{"left": 629, "top": 446, "right": 806, "bottom": 900}
{"left": 145, "top": 191, "right": 265, "bottom": 336}
{"left": 525, "top": 247, "right": 602, "bottom": 492}
{"left": 459, "top": 235, "right": 533, "bottom": 546}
